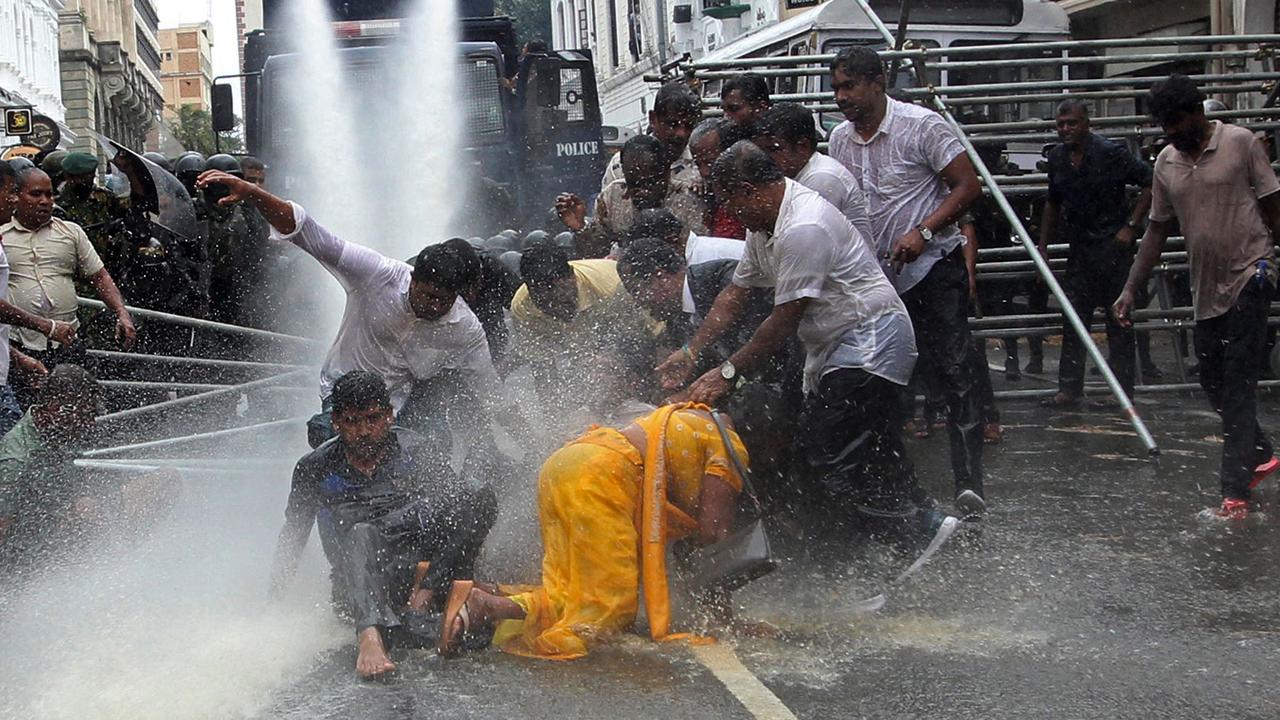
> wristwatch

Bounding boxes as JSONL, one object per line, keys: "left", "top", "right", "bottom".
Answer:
{"left": 720, "top": 360, "right": 737, "bottom": 382}
{"left": 915, "top": 223, "right": 934, "bottom": 242}
{"left": 1126, "top": 218, "right": 1141, "bottom": 229}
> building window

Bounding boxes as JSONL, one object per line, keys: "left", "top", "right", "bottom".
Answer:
{"left": 556, "top": 1, "right": 566, "bottom": 49}
{"left": 627, "top": 0, "right": 643, "bottom": 62}
{"left": 607, "top": 0, "right": 619, "bottom": 67}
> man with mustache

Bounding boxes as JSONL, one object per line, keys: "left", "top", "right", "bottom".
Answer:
{"left": 1115, "top": 74, "right": 1280, "bottom": 520}
{"left": 825, "top": 46, "right": 986, "bottom": 518}
{"left": 1040, "top": 99, "right": 1153, "bottom": 409}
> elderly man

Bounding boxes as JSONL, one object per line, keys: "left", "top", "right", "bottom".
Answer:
{"left": 195, "top": 170, "right": 510, "bottom": 453}
{"left": 1115, "top": 75, "right": 1280, "bottom": 520}
{"left": 270, "top": 370, "right": 497, "bottom": 679}
{"left": 659, "top": 142, "right": 959, "bottom": 544}
{"left": 827, "top": 46, "right": 986, "bottom": 517}
{"left": 1, "top": 168, "right": 135, "bottom": 402}
{"left": 556, "top": 134, "right": 707, "bottom": 257}
{"left": 688, "top": 118, "right": 749, "bottom": 239}
{"left": 0, "top": 365, "right": 176, "bottom": 569}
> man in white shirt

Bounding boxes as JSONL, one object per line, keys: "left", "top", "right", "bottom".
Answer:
{"left": 827, "top": 46, "right": 986, "bottom": 515}
{"left": 750, "top": 102, "right": 874, "bottom": 248}
{"left": 659, "top": 141, "right": 958, "bottom": 544}
{"left": 194, "top": 170, "right": 505, "bottom": 451}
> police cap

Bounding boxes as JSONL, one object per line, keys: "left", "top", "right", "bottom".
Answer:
{"left": 62, "top": 152, "right": 99, "bottom": 176}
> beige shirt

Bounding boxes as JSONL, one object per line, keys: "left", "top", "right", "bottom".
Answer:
{"left": 1150, "top": 121, "right": 1280, "bottom": 320}
{"left": 595, "top": 142, "right": 708, "bottom": 241}
{"left": 0, "top": 217, "right": 105, "bottom": 350}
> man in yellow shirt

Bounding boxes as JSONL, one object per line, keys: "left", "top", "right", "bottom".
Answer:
{"left": 510, "top": 245, "right": 653, "bottom": 414}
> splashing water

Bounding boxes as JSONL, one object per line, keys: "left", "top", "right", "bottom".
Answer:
{"left": 0, "top": 0, "right": 472, "bottom": 715}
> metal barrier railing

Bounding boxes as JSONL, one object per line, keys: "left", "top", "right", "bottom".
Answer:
{"left": 665, "top": 15, "right": 1280, "bottom": 453}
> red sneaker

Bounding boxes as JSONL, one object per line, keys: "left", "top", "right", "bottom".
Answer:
{"left": 1214, "top": 498, "right": 1250, "bottom": 520}
{"left": 1250, "top": 456, "right": 1280, "bottom": 490}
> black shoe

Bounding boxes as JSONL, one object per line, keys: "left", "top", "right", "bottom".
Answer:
{"left": 1142, "top": 364, "right": 1164, "bottom": 380}
{"left": 1025, "top": 359, "right": 1044, "bottom": 374}
{"left": 1004, "top": 358, "right": 1021, "bottom": 381}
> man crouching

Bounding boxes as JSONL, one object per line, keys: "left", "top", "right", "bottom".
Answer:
{"left": 268, "top": 370, "right": 498, "bottom": 678}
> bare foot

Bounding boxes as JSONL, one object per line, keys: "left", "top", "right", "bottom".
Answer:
{"left": 405, "top": 588, "right": 434, "bottom": 613}
{"left": 356, "top": 627, "right": 396, "bottom": 679}
{"left": 439, "top": 586, "right": 525, "bottom": 656}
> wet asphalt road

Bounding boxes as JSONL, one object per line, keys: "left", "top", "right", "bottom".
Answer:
{"left": 255, "top": 370, "right": 1280, "bottom": 719}
{"left": 6, "top": 353, "right": 1280, "bottom": 719}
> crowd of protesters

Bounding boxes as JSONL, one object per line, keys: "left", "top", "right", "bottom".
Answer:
{"left": 0, "top": 45, "right": 1276, "bottom": 677}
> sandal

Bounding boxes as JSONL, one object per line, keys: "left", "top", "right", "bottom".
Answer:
{"left": 437, "top": 580, "right": 494, "bottom": 657}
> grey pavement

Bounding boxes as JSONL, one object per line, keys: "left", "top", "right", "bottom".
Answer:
{"left": 4, "top": 354, "right": 1280, "bottom": 719}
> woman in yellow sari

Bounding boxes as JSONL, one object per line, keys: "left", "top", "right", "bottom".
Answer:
{"left": 438, "top": 402, "right": 747, "bottom": 660}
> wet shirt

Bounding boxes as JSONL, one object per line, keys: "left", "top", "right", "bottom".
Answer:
{"left": 794, "top": 151, "right": 875, "bottom": 251}
{"left": 828, "top": 98, "right": 966, "bottom": 293}
{"left": 275, "top": 429, "right": 460, "bottom": 567}
{"left": 594, "top": 176, "right": 708, "bottom": 243}
{"left": 1046, "top": 132, "right": 1152, "bottom": 249}
{"left": 1150, "top": 121, "right": 1280, "bottom": 320}
{"left": 682, "top": 232, "right": 745, "bottom": 314}
{"left": 271, "top": 203, "right": 499, "bottom": 410}
{"left": 0, "top": 216, "right": 106, "bottom": 351}
{"left": 0, "top": 412, "right": 94, "bottom": 559}
{"left": 732, "top": 179, "right": 915, "bottom": 392}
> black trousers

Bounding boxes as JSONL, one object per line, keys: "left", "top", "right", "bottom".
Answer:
{"left": 798, "top": 368, "right": 939, "bottom": 537}
{"left": 1057, "top": 263, "right": 1136, "bottom": 398}
{"left": 338, "top": 486, "right": 498, "bottom": 634}
{"left": 900, "top": 250, "right": 984, "bottom": 498}
{"left": 1195, "top": 281, "right": 1275, "bottom": 501}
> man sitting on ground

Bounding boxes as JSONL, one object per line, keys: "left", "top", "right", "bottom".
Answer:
{"left": 0, "top": 365, "right": 177, "bottom": 569}
{"left": 269, "top": 370, "right": 498, "bottom": 679}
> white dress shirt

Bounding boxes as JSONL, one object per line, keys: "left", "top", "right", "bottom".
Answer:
{"left": 828, "top": 97, "right": 966, "bottom": 294}
{"left": 272, "top": 203, "right": 499, "bottom": 411}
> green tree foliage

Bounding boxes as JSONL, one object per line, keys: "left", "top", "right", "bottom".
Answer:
{"left": 494, "top": 0, "right": 552, "bottom": 46}
{"left": 173, "top": 105, "right": 245, "bottom": 156}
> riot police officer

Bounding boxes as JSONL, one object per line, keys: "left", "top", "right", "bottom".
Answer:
{"left": 198, "top": 155, "right": 268, "bottom": 348}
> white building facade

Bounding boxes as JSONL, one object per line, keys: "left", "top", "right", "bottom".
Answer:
{"left": 0, "top": 0, "right": 66, "bottom": 124}
{"left": 550, "top": 0, "right": 790, "bottom": 131}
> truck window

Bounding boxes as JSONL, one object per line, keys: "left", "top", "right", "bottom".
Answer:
{"left": 461, "top": 57, "right": 507, "bottom": 140}
{"left": 558, "top": 67, "right": 587, "bottom": 122}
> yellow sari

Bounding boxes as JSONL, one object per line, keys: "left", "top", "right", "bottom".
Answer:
{"left": 495, "top": 403, "right": 747, "bottom": 660}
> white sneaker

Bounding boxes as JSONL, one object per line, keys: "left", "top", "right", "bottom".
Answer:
{"left": 955, "top": 489, "right": 987, "bottom": 518}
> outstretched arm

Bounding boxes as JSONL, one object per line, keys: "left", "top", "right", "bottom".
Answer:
{"left": 196, "top": 170, "right": 296, "bottom": 234}
{"left": 687, "top": 297, "right": 808, "bottom": 404}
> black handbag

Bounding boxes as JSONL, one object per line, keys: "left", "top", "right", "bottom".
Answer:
{"left": 685, "top": 410, "right": 776, "bottom": 592}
